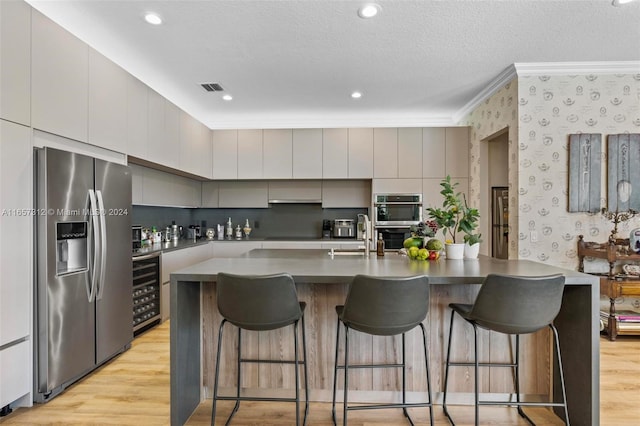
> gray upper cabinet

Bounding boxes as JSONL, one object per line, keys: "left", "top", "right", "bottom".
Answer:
{"left": 88, "top": 48, "right": 127, "bottom": 153}
{"left": 373, "top": 128, "right": 398, "bottom": 178}
{"left": 348, "top": 128, "right": 374, "bottom": 178}
{"left": 263, "top": 129, "right": 292, "bottom": 179}
{"left": 398, "top": 128, "right": 422, "bottom": 178}
{"left": 323, "top": 128, "right": 348, "bottom": 178}
{"left": 237, "top": 129, "right": 263, "bottom": 179}
{"left": 445, "top": 127, "right": 469, "bottom": 178}
{"left": 32, "top": 9, "right": 89, "bottom": 142}
{"left": 422, "top": 127, "right": 445, "bottom": 178}
{"left": 0, "top": 0, "right": 31, "bottom": 126}
{"left": 201, "top": 181, "right": 220, "bottom": 208}
{"left": 293, "top": 129, "right": 323, "bottom": 179}
{"left": 126, "top": 75, "right": 148, "bottom": 159}
{"left": 141, "top": 166, "right": 201, "bottom": 207}
{"left": 212, "top": 129, "right": 238, "bottom": 179}
{"left": 322, "top": 180, "right": 371, "bottom": 208}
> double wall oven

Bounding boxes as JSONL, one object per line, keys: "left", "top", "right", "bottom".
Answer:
{"left": 373, "top": 194, "right": 422, "bottom": 250}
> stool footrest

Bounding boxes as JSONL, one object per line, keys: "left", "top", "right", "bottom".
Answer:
{"left": 215, "top": 395, "right": 299, "bottom": 403}
{"left": 335, "top": 363, "right": 404, "bottom": 369}
{"left": 347, "top": 402, "right": 433, "bottom": 411}
{"left": 448, "top": 361, "right": 516, "bottom": 368}
{"left": 240, "top": 358, "right": 305, "bottom": 365}
{"left": 478, "top": 400, "right": 567, "bottom": 407}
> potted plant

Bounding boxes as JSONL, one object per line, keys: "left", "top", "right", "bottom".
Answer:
{"left": 426, "top": 176, "right": 482, "bottom": 259}
{"left": 461, "top": 199, "right": 482, "bottom": 259}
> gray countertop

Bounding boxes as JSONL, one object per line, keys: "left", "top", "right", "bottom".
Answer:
{"left": 133, "top": 237, "right": 361, "bottom": 257}
{"left": 171, "top": 249, "right": 598, "bottom": 286}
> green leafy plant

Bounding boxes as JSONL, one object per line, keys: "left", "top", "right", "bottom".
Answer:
{"left": 426, "top": 175, "right": 481, "bottom": 245}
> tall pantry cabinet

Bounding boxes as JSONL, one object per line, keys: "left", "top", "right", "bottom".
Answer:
{"left": 0, "top": 0, "right": 33, "bottom": 411}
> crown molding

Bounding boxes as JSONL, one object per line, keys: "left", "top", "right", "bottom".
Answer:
{"left": 514, "top": 61, "right": 640, "bottom": 75}
{"left": 453, "top": 64, "right": 517, "bottom": 124}
{"left": 207, "top": 114, "right": 457, "bottom": 130}
{"left": 453, "top": 61, "right": 640, "bottom": 124}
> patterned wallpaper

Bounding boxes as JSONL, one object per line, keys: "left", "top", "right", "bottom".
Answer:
{"left": 464, "top": 79, "right": 520, "bottom": 259}
{"left": 464, "top": 72, "right": 640, "bottom": 311}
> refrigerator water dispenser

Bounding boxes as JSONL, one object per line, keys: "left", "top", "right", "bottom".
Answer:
{"left": 56, "top": 222, "right": 88, "bottom": 275}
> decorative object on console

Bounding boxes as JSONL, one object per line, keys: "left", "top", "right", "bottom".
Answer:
{"left": 601, "top": 208, "right": 637, "bottom": 239}
{"left": 568, "top": 133, "right": 602, "bottom": 213}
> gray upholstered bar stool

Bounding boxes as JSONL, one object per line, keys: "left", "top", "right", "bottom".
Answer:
{"left": 211, "top": 272, "right": 309, "bottom": 425}
{"left": 442, "top": 273, "right": 569, "bottom": 426}
{"left": 332, "top": 274, "right": 434, "bottom": 426}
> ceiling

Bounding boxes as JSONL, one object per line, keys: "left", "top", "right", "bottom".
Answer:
{"left": 26, "top": 0, "right": 640, "bottom": 130}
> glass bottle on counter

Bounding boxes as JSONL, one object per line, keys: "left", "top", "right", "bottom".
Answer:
{"left": 243, "top": 219, "right": 252, "bottom": 238}
{"left": 235, "top": 225, "right": 242, "bottom": 239}
{"left": 377, "top": 233, "right": 385, "bottom": 257}
{"left": 226, "top": 217, "right": 233, "bottom": 239}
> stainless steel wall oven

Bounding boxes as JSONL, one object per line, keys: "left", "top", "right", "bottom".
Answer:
{"left": 373, "top": 194, "right": 423, "bottom": 227}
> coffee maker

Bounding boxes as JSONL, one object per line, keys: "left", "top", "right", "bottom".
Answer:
{"left": 322, "top": 219, "right": 332, "bottom": 239}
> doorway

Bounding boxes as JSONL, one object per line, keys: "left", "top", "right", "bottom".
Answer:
{"left": 480, "top": 128, "right": 509, "bottom": 258}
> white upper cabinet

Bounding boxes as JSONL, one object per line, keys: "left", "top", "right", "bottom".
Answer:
{"left": 212, "top": 129, "right": 238, "bottom": 179}
{"left": 126, "top": 75, "right": 148, "bottom": 159}
{"left": 237, "top": 129, "right": 263, "bottom": 179}
{"left": 398, "top": 128, "right": 422, "bottom": 178}
{"left": 88, "top": 48, "right": 127, "bottom": 153}
{"left": 218, "top": 181, "right": 268, "bottom": 208}
{"left": 373, "top": 128, "right": 398, "bottom": 178}
{"left": 32, "top": 9, "right": 89, "bottom": 142}
{"left": 201, "top": 181, "right": 220, "bottom": 208}
{"left": 348, "top": 128, "right": 374, "bottom": 178}
{"left": 130, "top": 164, "right": 143, "bottom": 205}
{"left": 263, "top": 129, "right": 292, "bottom": 179}
{"left": 292, "top": 129, "right": 322, "bottom": 178}
{"left": 141, "top": 166, "right": 201, "bottom": 207}
{"left": 422, "top": 127, "right": 446, "bottom": 178}
{"left": 147, "top": 90, "right": 180, "bottom": 169}
{"left": 445, "top": 127, "right": 469, "bottom": 178}
{"left": 323, "top": 128, "right": 348, "bottom": 178}
{"left": 179, "top": 111, "right": 212, "bottom": 178}
{"left": 0, "top": 0, "right": 30, "bottom": 126}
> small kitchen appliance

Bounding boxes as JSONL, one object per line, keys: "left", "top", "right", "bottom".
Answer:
{"left": 333, "top": 219, "right": 355, "bottom": 238}
{"left": 132, "top": 225, "right": 142, "bottom": 250}
{"left": 322, "top": 220, "right": 332, "bottom": 239}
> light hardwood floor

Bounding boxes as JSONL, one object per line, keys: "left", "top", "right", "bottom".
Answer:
{"left": 1, "top": 321, "right": 638, "bottom": 425}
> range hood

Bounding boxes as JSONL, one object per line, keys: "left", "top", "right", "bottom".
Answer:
{"left": 268, "top": 180, "right": 322, "bottom": 204}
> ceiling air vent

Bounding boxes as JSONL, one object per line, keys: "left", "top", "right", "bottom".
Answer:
{"left": 200, "top": 82, "right": 224, "bottom": 92}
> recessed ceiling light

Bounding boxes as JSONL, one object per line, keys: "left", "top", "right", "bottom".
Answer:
{"left": 351, "top": 92, "right": 362, "bottom": 99}
{"left": 358, "top": 4, "right": 380, "bottom": 18}
{"left": 144, "top": 13, "right": 162, "bottom": 25}
{"left": 222, "top": 94, "right": 233, "bottom": 101}
{"left": 612, "top": 0, "right": 636, "bottom": 5}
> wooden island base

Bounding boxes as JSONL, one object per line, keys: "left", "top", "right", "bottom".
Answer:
{"left": 170, "top": 250, "right": 599, "bottom": 425}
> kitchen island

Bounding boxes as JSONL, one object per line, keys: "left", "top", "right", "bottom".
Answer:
{"left": 170, "top": 250, "right": 599, "bottom": 425}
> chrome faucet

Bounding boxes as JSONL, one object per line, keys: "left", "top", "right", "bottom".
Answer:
{"left": 358, "top": 214, "right": 372, "bottom": 256}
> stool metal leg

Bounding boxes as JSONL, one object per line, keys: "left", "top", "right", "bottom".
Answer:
{"left": 551, "top": 324, "right": 570, "bottom": 425}
{"left": 301, "top": 313, "right": 309, "bottom": 425}
{"left": 294, "top": 321, "right": 300, "bottom": 426}
{"left": 401, "top": 332, "right": 411, "bottom": 422}
{"left": 472, "top": 323, "right": 479, "bottom": 426}
{"left": 419, "top": 323, "right": 434, "bottom": 426}
{"left": 343, "top": 325, "right": 350, "bottom": 426}
{"left": 331, "top": 317, "right": 341, "bottom": 425}
{"left": 442, "top": 310, "right": 456, "bottom": 424}
{"left": 212, "top": 319, "right": 227, "bottom": 426}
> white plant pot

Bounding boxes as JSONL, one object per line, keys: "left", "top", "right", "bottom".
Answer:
{"left": 464, "top": 242, "right": 480, "bottom": 259}
{"left": 445, "top": 243, "right": 465, "bottom": 260}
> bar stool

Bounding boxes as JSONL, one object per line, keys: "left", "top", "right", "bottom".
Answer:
{"left": 211, "top": 272, "right": 309, "bottom": 425}
{"left": 442, "top": 273, "right": 569, "bottom": 425}
{"left": 331, "top": 274, "right": 434, "bottom": 425}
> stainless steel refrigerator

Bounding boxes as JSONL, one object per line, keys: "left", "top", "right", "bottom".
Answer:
{"left": 34, "top": 147, "right": 132, "bottom": 402}
{"left": 491, "top": 187, "right": 509, "bottom": 259}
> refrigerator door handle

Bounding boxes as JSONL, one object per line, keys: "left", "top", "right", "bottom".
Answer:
{"left": 96, "top": 190, "right": 108, "bottom": 300}
{"left": 88, "top": 189, "right": 100, "bottom": 303}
